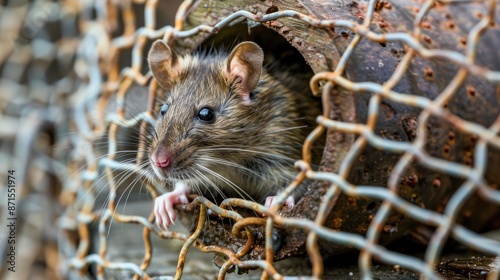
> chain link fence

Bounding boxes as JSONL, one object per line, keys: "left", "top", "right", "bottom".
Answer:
{"left": 1, "top": 0, "right": 500, "bottom": 279}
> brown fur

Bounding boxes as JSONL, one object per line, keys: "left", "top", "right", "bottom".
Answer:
{"left": 148, "top": 41, "right": 322, "bottom": 204}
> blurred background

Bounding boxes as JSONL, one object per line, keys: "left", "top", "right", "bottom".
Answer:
{"left": 0, "top": 1, "right": 187, "bottom": 279}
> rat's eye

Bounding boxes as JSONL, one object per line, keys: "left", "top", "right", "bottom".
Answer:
{"left": 197, "top": 107, "right": 215, "bottom": 123}
{"left": 160, "top": 104, "right": 169, "bottom": 116}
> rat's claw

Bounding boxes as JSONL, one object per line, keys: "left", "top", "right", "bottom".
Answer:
{"left": 154, "top": 195, "right": 171, "bottom": 230}
{"left": 284, "top": 196, "right": 295, "bottom": 209}
{"left": 264, "top": 195, "right": 295, "bottom": 210}
{"left": 264, "top": 196, "right": 275, "bottom": 209}
{"left": 154, "top": 186, "right": 190, "bottom": 230}
{"left": 178, "top": 193, "right": 189, "bottom": 205}
{"left": 165, "top": 195, "right": 176, "bottom": 226}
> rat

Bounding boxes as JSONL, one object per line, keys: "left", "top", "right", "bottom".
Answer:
{"left": 147, "top": 40, "right": 322, "bottom": 230}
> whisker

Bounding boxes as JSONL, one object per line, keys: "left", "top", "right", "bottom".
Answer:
{"left": 259, "top": 125, "right": 307, "bottom": 135}
{"left": 198, "top": 147, "right": 296, "bottom": 162}
{"left": 192, "top": 170, "right": 230, "bottom": 225}
{"left": 195, "top": 164, "right": 256, "bottom": 203}
{"left": 197, "top": 157, "right": 265, "bottom": 180}
{"left": 194, "top": 169, "right": 227, "bottom": 201}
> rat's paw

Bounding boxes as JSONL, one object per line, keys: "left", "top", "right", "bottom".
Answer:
{"left": 264, "top": 195, "right": 295, "bottom": 210}
{"left": 154, "top": 191, "right": 189, "bottom": 230}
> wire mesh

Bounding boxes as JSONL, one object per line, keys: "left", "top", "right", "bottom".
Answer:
{"left": 1, "top": 0, "right": 500, "bottom": 279}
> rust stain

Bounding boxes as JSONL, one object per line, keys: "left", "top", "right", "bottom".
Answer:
{"left": 443, "top": 144, "right": 451, "bottom": 157}
{"left": 466, "top": 85, "right": 477, "bottom": 99}
{"left": 447, "top": 131, "right": 455, "bottom": 145}
{"left": 421, "top": 21, "right": 431, "bottom": 29}
{"left": 459, "top": 37, "right": 467, "bottom": 47}
{"left": 433, "top": 178, "right": 441, "bottom": 189}
{"left": 406, "top": 174, "right": 419, "bottom": 187}
{"left": 402, "top": 116, "right": 418, "bottom": 141}
{"left": 333, "top": 218, "right": 343, "bottom": 229}
{"left": 381, "top": 102, "right": 396, "bottom": 120}
{"left": 474, "top": 11, "right": 484, "bottom": 19}
{"left": 423, "top": 35, "right": 432, "bottom": 45}
{"left": 348, "top": 197, "right": 357, "bottom": 206}
{"left": 444, "top": 19, "right": 456, "bottom": 30}
{"left": 423, "top": 67, "right": 435, "bottom": 80}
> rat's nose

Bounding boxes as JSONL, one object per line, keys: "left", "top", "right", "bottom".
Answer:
{"left": 152, "top": 147, "right": 171, "bottom": 168}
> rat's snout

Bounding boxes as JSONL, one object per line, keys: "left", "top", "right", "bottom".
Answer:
{"left": 151, "top": 146, "right": 171, "bottom": 168}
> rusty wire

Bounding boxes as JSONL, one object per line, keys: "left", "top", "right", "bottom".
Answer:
{"left": 1, "top": 0, "right": 500, "bottom": 279}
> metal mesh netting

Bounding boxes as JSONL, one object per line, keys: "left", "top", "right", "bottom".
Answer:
{"left": 1, "top": 0, "right": 500, "bottom": 279}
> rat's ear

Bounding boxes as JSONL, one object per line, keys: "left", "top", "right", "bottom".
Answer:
{"left": 148, "top": 40, "right": 180, "bottom": 89}
{"left": 227, "top": 42, "right": 264, "bottom": 105}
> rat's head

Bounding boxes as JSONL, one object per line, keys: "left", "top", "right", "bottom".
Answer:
{"left": 147, "top": 40, "right": 265, "bottom": 183}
